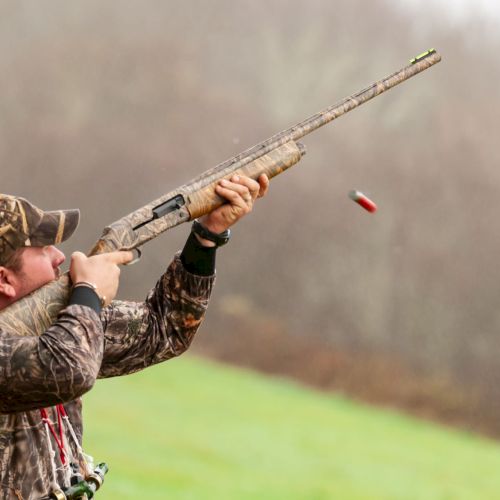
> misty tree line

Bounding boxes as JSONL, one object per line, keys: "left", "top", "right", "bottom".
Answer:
{"left": 2, "top": 1, "right": 500, "bottom": 431}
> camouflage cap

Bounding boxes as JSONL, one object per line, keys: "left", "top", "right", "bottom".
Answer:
{"left": 0, "top": 194, "right": 80, "bottom": 266}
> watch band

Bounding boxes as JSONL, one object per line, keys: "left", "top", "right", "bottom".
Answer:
{"left": 191, "top": 219, "right": 231, "bottom": 247}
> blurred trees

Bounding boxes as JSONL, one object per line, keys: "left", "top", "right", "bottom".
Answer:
{"left": 2, "top": 0, "right": 500, "bottom": 434}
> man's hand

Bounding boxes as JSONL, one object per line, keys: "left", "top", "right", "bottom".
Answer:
{"left": 197, "top": 174, "right": 269, "bottom": 245}
{"left": 70, "top": 251, "right": 133, "bottom": 306}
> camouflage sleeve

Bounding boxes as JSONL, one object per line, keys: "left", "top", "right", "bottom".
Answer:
{"left": 0, "top": 306, "right": 104, "bottom": 414}
{"left": 97, "top": 253, "right": 215, "bottom": 378}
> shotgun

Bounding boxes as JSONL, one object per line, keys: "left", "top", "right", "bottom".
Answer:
{"left": 0, "top": 49, "right": 441, "bottom": 337}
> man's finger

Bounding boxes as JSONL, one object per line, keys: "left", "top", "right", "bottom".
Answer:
{"left": 107, "top": 251, "right": 135, "bottom": 265}
{"left": 230, "top": 175, "right": 261, "bottom": 199}
{"left": 215, "top": 184, "right": 248, "bottom": 209}
{"left": 218, "top": 180, "right": 253, "bottom": 204}
{"left": 221, "top": 178, "right": 251, "bottom": 196}
{"left": 257, "top": 174, "right": 270, "bottom": 198}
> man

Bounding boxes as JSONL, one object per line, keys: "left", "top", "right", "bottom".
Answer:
{"left": 0, "top": 174, "right": 269, "bottom": 499}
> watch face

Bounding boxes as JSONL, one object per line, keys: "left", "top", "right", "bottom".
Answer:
{"left": 218, "top": 233, "right": 231, "bottom": 245}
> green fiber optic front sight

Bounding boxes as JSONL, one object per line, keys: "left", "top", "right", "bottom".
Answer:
{"left": 410, "top": 48, "right": 437, "bottom": 64}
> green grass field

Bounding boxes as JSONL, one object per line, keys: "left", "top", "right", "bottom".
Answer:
{"left": 83, "top": 355, "right": 500, "bottom": 499}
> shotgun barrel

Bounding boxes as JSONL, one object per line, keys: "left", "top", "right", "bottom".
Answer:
{"left": 0, "top": 50, "right": 442, "bottom": 337}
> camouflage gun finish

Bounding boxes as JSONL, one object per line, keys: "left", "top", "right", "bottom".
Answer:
{"left": 0, "top": 50, "right": 441, "bottom": 338}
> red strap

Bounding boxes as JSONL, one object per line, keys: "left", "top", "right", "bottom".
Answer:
{"left": 58, "top": 404, "right": 68, "bottom": 417}
{"left": 57, "top": 405, "right": 64, "bottom": 446}
{"left": 40, "top": 407, "right": 67, "bottom": 466}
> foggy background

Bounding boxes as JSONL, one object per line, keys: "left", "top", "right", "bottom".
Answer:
{"left": 2, "top": 1, "right": 500, "bottom": 435}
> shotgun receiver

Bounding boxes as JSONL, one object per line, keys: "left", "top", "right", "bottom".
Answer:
{"left": 0, "top": 49, "right": 441, "bottom": 337}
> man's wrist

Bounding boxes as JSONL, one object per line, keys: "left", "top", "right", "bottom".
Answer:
{"left": 193, "top": 233, "right": 217, "bottom": 248}
{"left": 191, "top": 219, "right": 231, "bottom": 248}
{"left": 197, "top": 215, "right": 232, "bottom": 237}
{"left": 69, "top": 285, "right": 103, "bottom": 314}
{"left": 72, "top": 281, "right": 106, "bottom": 307}
{"left": 181, "top": 231, "right": 216, "bottom": 276}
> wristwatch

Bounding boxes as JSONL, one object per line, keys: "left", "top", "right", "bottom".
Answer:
{"left": 191, "top": 219, "right": 231, "bottom": 247}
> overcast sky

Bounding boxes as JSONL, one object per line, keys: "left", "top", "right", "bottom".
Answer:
{"left": 395, "top": 0, "right": 500, "bottom": 24}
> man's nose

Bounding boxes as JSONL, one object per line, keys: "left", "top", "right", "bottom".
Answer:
{"left": 49, "top": 246, "right": 66, "bottom": 268}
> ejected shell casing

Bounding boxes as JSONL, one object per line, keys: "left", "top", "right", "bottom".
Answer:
{"left": 349, "top": 190, "right": 377, "bottom": 213}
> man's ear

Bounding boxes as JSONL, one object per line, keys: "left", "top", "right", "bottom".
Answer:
{"left": 0, "top": 267, "right": 17, "bottom": 299}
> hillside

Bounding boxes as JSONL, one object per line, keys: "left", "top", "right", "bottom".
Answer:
{"left": 83, "top": 356, "right": 500, "bottom": 499}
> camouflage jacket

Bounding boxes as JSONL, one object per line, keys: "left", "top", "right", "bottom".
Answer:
{"left": 0, "top": 254, "right": 214, "bottom": 499}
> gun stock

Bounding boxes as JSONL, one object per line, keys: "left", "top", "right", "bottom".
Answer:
{"left": 0, "top": 275, "right": 71, "bottom": 337}
{"left": 0, "top": 50, "right": 441, "bottom": 337}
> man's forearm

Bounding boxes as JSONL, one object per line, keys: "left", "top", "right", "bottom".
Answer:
{"left": 97, "top": 252, "right": 215, "bottom": 378}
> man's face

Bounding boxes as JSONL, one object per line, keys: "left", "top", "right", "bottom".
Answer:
{"left": 14, "top": 246, "right": 66, "bottom": 299}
